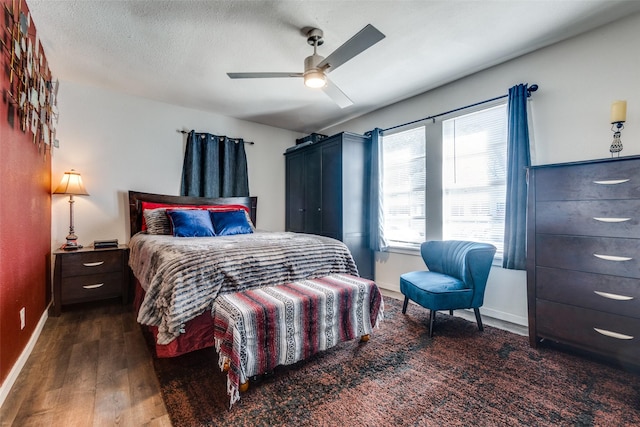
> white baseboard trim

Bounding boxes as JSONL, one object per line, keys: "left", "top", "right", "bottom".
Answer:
{"left": 477, "top": 306, "right": 527, "bottom": 328}
{"left": 0, "top": 307, "right": 48, "bottom": 409}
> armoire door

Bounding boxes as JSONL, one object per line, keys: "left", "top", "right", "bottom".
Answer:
{"left": 320, "top": 141, "right": 342, "bottom": 240}
{"left": 304, "top": 148, "right": 322, "bottom": 235}
{"left": 285, "top": 152, "right": 306, "bottom": 232}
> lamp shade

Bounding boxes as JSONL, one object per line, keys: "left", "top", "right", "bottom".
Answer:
{"left": 54, "top": 169, "right": 89, "bottom": 195}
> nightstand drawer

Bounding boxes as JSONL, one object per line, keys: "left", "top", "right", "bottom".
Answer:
{"left": 61, "top": 272, "right": 123, "bottom": 304}
{"left": 61, "top": 250, "right": 123, "bottom": 277}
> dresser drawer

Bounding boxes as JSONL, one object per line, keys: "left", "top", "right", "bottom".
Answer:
{"left": 536, "top": 300, "right": 640, "bottom": 363}
{"left": 536, "top": 234, "right": 640, "bottom": 278}
{"left": 536, "top": 267, "right": 640, "bottom": 319}
{"left": 535, "top": 158, "right": 640, "bottom": 201}
{"left": 536, "top": 300, "right": 640, "bottom": 365}
{"left": 61, "top": 272, "right": 123, "bottom": 304}
{"left": 61, "top": 250, "right": 123, "bottom": 277}
{"left": 536, "top": 200, "right": 640, "bottom": 238}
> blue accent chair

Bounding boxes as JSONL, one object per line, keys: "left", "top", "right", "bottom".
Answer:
{"left": 400, "top": 240, "right": 496, "bottom": 337}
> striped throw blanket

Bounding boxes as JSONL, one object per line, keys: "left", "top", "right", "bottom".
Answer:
{"left": 129, "top": 231, "right": 359, "bottom": 345}
{"left": 213, "top": 274, "right": 384, "bottom": 407}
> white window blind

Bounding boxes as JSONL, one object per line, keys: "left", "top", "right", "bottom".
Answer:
{"left": 381, "top": 126, "right": 426, "bottom": 249}
{"left": 442, "top": 104, "right": 507, "bottom": 257}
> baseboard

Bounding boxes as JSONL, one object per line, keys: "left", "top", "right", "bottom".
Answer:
{"left": 454, "top": 308, "right": 528, "bottom": 336}
{"left": 477, "top": 306, "right": 527, "bottom": 328}
{"left": 0, "top": 306, "right": 48, "bottom": 408}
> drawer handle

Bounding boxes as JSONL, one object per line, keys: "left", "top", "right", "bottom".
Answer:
{"left": 593, "top": 179, "right": 630, "bottom": 185}
{"left": 594, "top": 290, "right": 634, "bottom": 301}
{"left": 83, "top": 283, "right": 105, "bottom": 289}
{"left": 593, "top": 328, "right": 634, "bottom": 340}
{"left": 83, "top": 261, "right": 105, "bottom": 267}
{"left": 592, "top": 217, "right": 631, "bottom": 223}
{"left": 593, "top": 254, "right": 632, "bottom": 262}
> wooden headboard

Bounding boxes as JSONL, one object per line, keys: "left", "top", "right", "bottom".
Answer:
{"left": 128, "top": 191, "right": 258, "bottom": 237}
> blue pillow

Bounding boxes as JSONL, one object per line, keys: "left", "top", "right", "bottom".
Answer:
{"left": 210, "top": 210, "right": 254, "bottom": 236}
{"left": 166, "top": 209, "right": 216, "bottom": 237}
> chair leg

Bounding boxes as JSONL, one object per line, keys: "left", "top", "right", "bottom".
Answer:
{"left": 402, "top": 296, "right": 409, "bottom": 314}
{"left": 474, "top": 308, "right": 484, "bottom": 331}
{"left": 429, "top": 310, "right": 436, "bottom": 337}
{"left": 449, "top": 309, "right": 453, "bottom": 316}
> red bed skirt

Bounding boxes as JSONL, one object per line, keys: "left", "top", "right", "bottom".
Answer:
{"left": 134, "top": 280, "right": 216, "bottom": 357}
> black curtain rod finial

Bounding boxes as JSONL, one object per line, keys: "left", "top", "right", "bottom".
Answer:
{"left": 176, "top": 129, "right": 254, "bottom": 144}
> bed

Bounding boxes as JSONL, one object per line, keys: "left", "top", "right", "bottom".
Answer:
{"left": 128, "top": 191, "right": 362, "bottom": 357}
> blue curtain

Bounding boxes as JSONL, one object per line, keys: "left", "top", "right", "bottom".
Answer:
{"left": 180, "top": 131, "right": 249, "bottom": 198}
{"left": 502, "top": 84, "right": 531, "bottom": 270}
{"left": 368, "top": 128, "right": 388, "bottom": 251}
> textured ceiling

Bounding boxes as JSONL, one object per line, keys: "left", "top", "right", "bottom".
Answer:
{"left": 27, "top": 0, "right": 640, "bottom": 133}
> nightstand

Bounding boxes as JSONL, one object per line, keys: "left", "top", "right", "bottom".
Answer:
{"left": 52, "top": 245, "right": 130, "bottom": 316}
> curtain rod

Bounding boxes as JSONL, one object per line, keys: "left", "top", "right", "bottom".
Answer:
{"left": 382, "top": 84, "right": 538, "bottom": 133}
{"left": 177, "top": 129, "right": 255, "bottom": 145}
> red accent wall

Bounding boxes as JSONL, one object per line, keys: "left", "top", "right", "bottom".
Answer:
{"left": 0, "top": 0, "right": 52, "bottom": 385}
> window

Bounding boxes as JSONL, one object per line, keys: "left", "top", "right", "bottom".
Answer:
{"left": 381, "top": 127, "right": 426, "bottom": 249}
{"left": 380, "top": 103, "right": 507, "bottom": 254}
{"left": 442, "top": 104, "right": 507, "bottom": 258}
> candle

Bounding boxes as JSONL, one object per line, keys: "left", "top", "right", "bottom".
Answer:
{"left": 610, "top": 100, "right": 627, "bottom": 124}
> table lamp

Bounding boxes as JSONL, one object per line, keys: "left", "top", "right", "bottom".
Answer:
{"left": 54, "top": 169, "right": 89, "bottom": 250}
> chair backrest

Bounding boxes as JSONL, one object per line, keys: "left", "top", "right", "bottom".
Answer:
{"left": 420, "top": 240, "right": 497, "bottom": 307}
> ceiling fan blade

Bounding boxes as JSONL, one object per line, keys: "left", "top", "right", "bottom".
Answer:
{"left": 317, "top": 24, "right": 385, "bottom": 72}
{"left": 227, "top": 72, "right": 303, "bottom": 79}
{"left": 322, "top": 78, "right": 353, "bottom": 109}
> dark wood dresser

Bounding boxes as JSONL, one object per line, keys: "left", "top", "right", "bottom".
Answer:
{"left": 527, "top": 155, "right": 640, "bottom": 368}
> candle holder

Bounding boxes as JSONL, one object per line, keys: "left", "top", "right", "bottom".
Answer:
{"left": 610, "top": 122, "right": 624, "bottom": 157}
{"left": 609, "top": 100, "right": 627, "bottom": 158}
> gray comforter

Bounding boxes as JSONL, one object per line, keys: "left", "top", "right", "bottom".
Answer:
{"left": 129, "top": 231, "right": 359, "bottom": 344}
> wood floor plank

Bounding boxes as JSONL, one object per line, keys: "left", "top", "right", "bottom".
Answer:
{"left": 0, "top": 319, "right": 68, "bottom": 426}
{"left": 124, "top": 329, "right": 168, "bottom": 426}
{"left": 144, "top": 414, "right": 173, "bottom": 427}
{"left": 1, "top": 302, "right": 170, "bottom": 427}
{"left": 93, "top": 367, "right": 131, "bottom": 426}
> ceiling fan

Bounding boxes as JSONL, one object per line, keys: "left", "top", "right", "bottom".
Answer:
{"left": 227, "top": 24, "right": 385, "bottom": 108}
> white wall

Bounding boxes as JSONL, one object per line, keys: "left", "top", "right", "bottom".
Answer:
{"left": 52, "top": 82, "right": 300, "bottom": 248}
{"left": 323, "top": 13, "right": 640, "bottom": 326}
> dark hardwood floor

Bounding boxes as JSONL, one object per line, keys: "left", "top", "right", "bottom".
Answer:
{"left": 0, "top": 301, "right": 171, "bottom": 426}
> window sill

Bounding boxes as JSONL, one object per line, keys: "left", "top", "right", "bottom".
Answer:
{"left": 381, "top": 246, "right": 421, "bottom": 256}
{"left": 381, "top": 246, "right": 505, "bottom": 266}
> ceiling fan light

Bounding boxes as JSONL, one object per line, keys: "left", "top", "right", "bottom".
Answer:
{"left": 304, "top": 70, "right": 326, "bottom": 88}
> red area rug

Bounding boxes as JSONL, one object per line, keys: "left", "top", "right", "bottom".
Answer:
{"left": 151, "top": 297, "right": 640, "bottom": 426}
